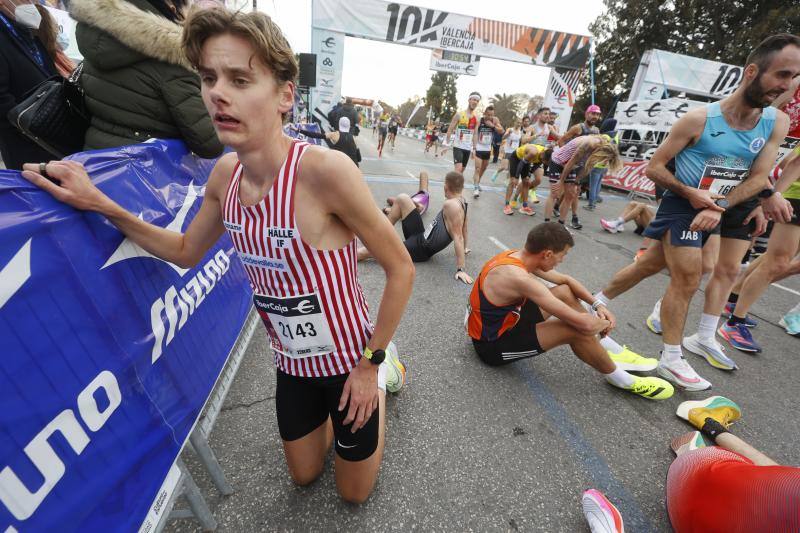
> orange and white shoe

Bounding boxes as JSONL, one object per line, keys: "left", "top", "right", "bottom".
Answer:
{"left": 582, "top": 489, "right": 624, "bottom": 533}
{"left": 519, "top": 206, "right": 535, "bottom": 216}
{"left": 503, "top": 204, "right": 514, "bottom": 215}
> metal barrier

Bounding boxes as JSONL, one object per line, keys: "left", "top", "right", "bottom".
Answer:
{"left": 151, "top": 308, "right": 261, "bottom": 532}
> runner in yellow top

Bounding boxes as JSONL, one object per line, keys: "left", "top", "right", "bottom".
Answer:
{"left": 504, "top": 144, "right": 548, "bottom": 216}
{"left": 446, "top": 92, "right": 481, "bottom": 174}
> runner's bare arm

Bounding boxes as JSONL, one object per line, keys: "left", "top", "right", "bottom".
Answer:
{"left": 21, "top": 156, "right": 232, "bottom": 268}
{"left": 646, "top": 108, "right": 723, "bottom": 210}
{"left": 311, "top": 150, "right": 415, "bottom": 351}
{"left": 532, "top": 269, "right": 596, "bottom": 305}
{"left": 557, "top": 124, "right": 581, "bottom": 147}
{"left": 725, "top": 112, "right": 789, "bottom": 207}
{"left": 443, "top": 202, "right": 471, "bottom": 283}
{"left": 775, "top": 152, "right": 800, "bottom": 194}
{"left": 447, "top": 112, "right": 460, "bottom": 144}
{"left": 511, "top": 272, "right": 610, "bottom": 335}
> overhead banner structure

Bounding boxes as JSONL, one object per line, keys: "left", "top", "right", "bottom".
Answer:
{"left": 430, "top": 49, "right": 480, "bottom": 76}
{"left": 0, "top": 141, "right": 252, "bottom": 532}
{"left": 310, "top": 0, "right": 590, "bottom": 127}
{"left": 630, "top": 49, "right": 744, "bottom": 101}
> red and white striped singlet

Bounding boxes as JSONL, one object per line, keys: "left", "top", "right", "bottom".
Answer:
{"left": 221, "top": 140, "right": 373, "bottom": 377}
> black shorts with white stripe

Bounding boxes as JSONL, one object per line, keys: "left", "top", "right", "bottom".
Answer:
{"left": 472, "top": 300, "right": 545, "bottom": 366}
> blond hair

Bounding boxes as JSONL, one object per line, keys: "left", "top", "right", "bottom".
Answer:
{"left": 585, "top": 136, "right": 622, "bottom": 173}
{"left": 182, "top": 6, "right": 298, "bottom": 85}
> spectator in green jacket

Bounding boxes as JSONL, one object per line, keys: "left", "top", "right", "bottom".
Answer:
{"left": 69, "top": 0, "right": 223, "bottom": 158}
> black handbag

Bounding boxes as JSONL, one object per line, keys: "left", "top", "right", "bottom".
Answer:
{"left": 7, "top": 62, "right": 90, "bottom": 159}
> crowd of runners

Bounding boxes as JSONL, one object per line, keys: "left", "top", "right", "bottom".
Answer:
{"left": 16, "top": 4, "right": 800, "bottom": 530}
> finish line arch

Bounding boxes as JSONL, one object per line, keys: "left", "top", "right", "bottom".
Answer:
{"left": 309, "top": 0, "right": 592, "bottom": 133}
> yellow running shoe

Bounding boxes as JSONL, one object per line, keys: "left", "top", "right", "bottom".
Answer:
{"left": 625, "top": 376, "right": 674, "bottom": 400}
{"left": 608, "top": 346, "right": 658, "bottom": 372}
{"left": 510, "top": 199, "right": 520, "bottom": 209}
{"left": 528, "top": 190, "right": 539, "bottom": 203}
{"left": 676, "top": 396, "right": 741, "bottom": 430}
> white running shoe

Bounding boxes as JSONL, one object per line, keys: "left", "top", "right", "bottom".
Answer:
{"left": 383, "top": 341, "right": 406, "bottom": 393}
{"left": 657, "top": 356, "right": 712, "bottom": 391}
{"left": 682, "top": 333, "right": 738, "bottom": 370}
{"left": 646, "top": 299, "right": 662, "bottom": 335}
{"left": 582, "top": 489, "right": 624, "bottom": 533}
{"left": 473, "top": 185, "right": 481, "bottom": 199}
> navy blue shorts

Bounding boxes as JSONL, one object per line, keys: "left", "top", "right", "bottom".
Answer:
{"left": 643, "top": 194, "right": 705, "bottom": 247}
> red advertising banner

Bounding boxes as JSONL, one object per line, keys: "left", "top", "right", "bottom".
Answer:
{"left": 602, "top": 161, "right": 655, "bottom": 196}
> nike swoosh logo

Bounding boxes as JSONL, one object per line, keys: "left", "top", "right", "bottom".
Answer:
{"left": 710, "top": 132, "right": 725, "bottom": 137}
{"left": 337, "top": 440, "right": 358, "bottom": 449}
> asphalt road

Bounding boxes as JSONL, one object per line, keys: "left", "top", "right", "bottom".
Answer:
{"left": 167, "top": 131, "right": 800, "bottom": 532}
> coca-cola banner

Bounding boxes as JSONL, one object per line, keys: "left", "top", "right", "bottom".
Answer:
{"left": 602, "top": 161, "right": 655, "bottom": 196}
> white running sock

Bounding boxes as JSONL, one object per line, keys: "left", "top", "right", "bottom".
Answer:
{"left": 697, "top": 313, "right": 719, "bottom": 342}
{"left": 649, "top": 298, "right": 661, "bottom": 319}
{"left": 594, "top": 291, "right": 610, "bottom": 307}
{"left": 599, "top": 336, "right": 624, "bottom": 355}
{"left": 604, "top": 366, "right": 635, "bottom": 388}
{"left": 662, "top": 343, "right": 683, "bottom": 363}
{"left": 614, "top": 217, "right": 625, "bottom": 226}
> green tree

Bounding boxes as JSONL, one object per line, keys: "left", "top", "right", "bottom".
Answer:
{"left": 576, "top": 1, "right": 800, "bottom": 118}
{"left": 489, "top": 93, "right": 521, "bottom": 127}
{"left": 396, "top": 98, "right": 425, "bottom": 126}
{"left": 425, "top": 72, "right": 459, "bottom": 121}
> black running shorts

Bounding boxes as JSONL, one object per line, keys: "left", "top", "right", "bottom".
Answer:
{"left": 453, "top": 147, "right": 471, "bottom": 167}
{"left": 709, "top": 199, "right": 759, "bottom": 241}
{"left": 547, "top": 161, "right": 579, "bottom": 184}
{"left": 401, "top": 210, "right": 433, "bottom": 262}
{"left": 276, "top": 370, "right": 379, "bottom": 462}
{"left": 790, "top": 198, "right": 800, "bottom": 226}
{"left": 475, "top": 150, "right": 491, "bottom": 161}
{"left": 472, "top": 300, "right": 545, "bottom": 366}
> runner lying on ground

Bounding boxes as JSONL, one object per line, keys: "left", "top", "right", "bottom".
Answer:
{"left": 466, "top": 222, "right": 673, "bottom": 399}
{"left": 358, "top": 170, "right": 474, "bottom": 284}
{"left": 581, "top": 395, "right": 800, "bottom": 533}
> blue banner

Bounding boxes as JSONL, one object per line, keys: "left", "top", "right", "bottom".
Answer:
{"left": 0, "top": 141, "right": 252, "bottom": 531}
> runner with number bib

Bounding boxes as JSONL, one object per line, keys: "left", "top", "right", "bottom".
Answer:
{"left": 22, "top": 7, "right": 414, "bottom": 504}
{"left": 446, "top": 92, "right": 481, "bottom": 174}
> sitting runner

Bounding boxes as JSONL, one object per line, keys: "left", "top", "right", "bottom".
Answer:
{"left": 503, "top": 143, "right": 548, "bottom": 216}
{"left": 600, "top": 200, "right": 655, "bottom": 235}
{"left": 466, "top": 223, "right": 673, "bottom": 399}
{"left": 358, "top": 171, "right": 473, "bottom": 284}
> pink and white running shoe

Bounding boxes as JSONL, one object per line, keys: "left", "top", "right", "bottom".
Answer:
{"left": 582, "top": 489, "right": 625, "bottom": 533}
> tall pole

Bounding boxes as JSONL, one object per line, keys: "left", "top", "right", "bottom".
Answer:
{"left": 589, "top": 40, "right": 596, "bottom": 105}
{"left": 252, "top": 0, "right": 257, "bottom": 12}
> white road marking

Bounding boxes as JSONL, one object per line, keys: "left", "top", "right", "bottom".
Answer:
{"left": 773, "top": 283, "right": 800, "bottom": 297}
{"left": 489, "top": 236, "right": 510, "bottom": 250}
{"left": 405, "top": 170, "right": 416, "bottom": 179}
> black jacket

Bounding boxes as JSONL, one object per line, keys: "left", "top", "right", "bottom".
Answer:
{"left": 0, "top": 16, "right": 58, "bottom": 170}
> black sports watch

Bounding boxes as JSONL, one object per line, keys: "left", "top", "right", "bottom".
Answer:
{"left": 758, "top": 188, "right": 775, "bottom": 199}
{"left": 363, "top": 347, "right": 386, "bottom": 365}
{"left": 714, "top": 198, "right": 729, "bottom": 209}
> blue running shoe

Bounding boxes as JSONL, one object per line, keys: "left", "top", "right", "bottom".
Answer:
{"left": 723, "top": 302, "right": 757, "bottom": 327}
{"left": 682, "top": 333, "right": 737, "bottom": 370}
{"left": 718, "top": 322, "right": 762, "bottom": 353}
{"left": 779, "top": 312, "right": 800, "bottom": 337}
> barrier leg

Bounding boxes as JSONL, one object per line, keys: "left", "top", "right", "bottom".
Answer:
{"left": 189, "top": 430, "right": 234, "bottom": 496}
{"left": 177, "top": 458, "right": 217, "bottom": 531}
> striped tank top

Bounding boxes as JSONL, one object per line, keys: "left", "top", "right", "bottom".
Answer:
{"left": 552, "top": 136, "right": 590, "bottom": 166}
{"left": 222, "top": 140, "right": 373, "bottom": 377}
